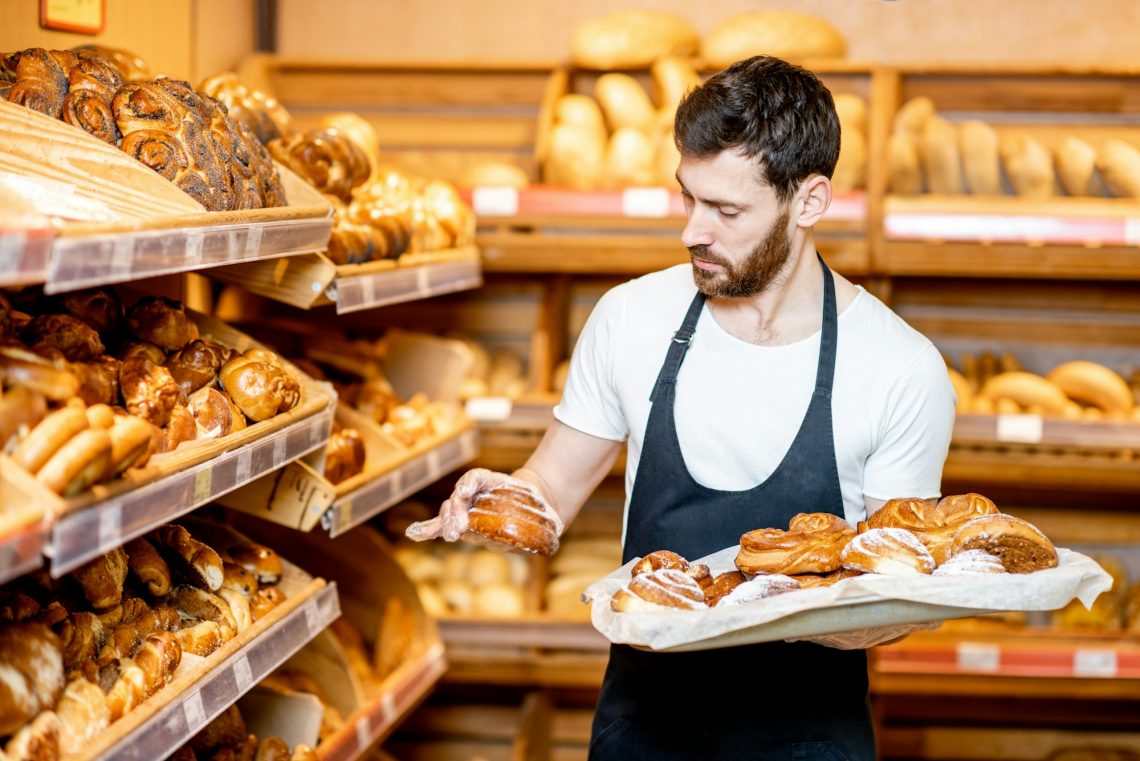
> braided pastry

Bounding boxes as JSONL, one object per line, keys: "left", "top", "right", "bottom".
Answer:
{"left": 71, "top": 44, "right": 152, "bottom": 82}
{"left": 5, "top": 48, "right": 76, "bottom": 118}
{"left": 735, "top": 512, "right": 855, "bottom": 575}
{"left": 864, "top": 494, "right": 999, "bottom": 565}
{"left": 61, "top": 50, "right": 123, "bottom": 144}
{"left": 840, "top": 527, "right": 935, "bottom": 576}
{"left": 268, "top": 128, "right": 371, "bottom": 201}
{"left": 610, "top": 568, "right": 706, "bottom": 612}
{"left": 199, "top": 71, "right": 295, "bottom": 145}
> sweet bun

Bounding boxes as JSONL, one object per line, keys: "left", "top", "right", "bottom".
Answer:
{"left": 632, "top": 550, "right": 689, "bottom": 576}
{"left": 841, "top": 528, "right": 935, "bottom": 576}
{"left": 228, "top": 543, "right": 283, "bottom": 585}
{"left": 865, "top": 494, "right": 998, "bottom": 566}
{"left": 126, "top": 296, "right": 199, "bottom": 352}
{"left": 595, "top": 73, "right": 656, "bottom": 135}
{"left": 701, "top": 11, "right": 845, "bottom": 68}
{"left": 716, "top": 574, "right": 800, "bottom": 607}
{"left": 952, "top": 514, "right": 1058, "bottom": 573}
{"left": 467, "top": 485, "right": 560, "bottom": 556}
{"left": 792, "top": 567, "right": 863, "bottom": 588}
{"left": 932, "top": 549, "right": 1006, "bottom": 576}
{"left": 703, "top": 570, "right": 747, "bottom": 607}
{"left": 735, "top": 512, "right": 855, "bottom": 575}
{"left": 610, "top": 568, "right": 706, "bottom": 612}
{"left": 460, "top": 161, "right": 530, "bottom": 189}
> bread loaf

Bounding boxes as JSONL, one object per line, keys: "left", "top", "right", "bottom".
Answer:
{"left": 1001, "top": 134, "right": 1055, "bottom": 198}
{"left": 832, "top": 124, "right": 866, "bottom": 192}
{"left": 1096, "top": 138, "right": 1140, "bottom": 198}
{"left": 920, "top": 116, "right": 964, "bottom": 195}
{"left": 0, "top": 624, "right": 64, "bottom": 736}
{"left": 604, "top": 127, "right": 655, "bottom": 187}
{"left": 651, "top": 56, "right": 701, "bottom": 114}
{"left": 958, "top": 120, "right": 1002, "bottom": 195}
{"left": 595, "top": 73, "right": 656, "bottom": 135}
{"left": 545, "top": 123, "right": 605, "bottom": 189}
{"left": 833, "top": 93, "right": 867, "bottom": 135}
{"left": 1055, "top": 136, "right": 1103, "bottom": 197}
{"left": 571, "top": 10, "right": 698, "bottom": 69}
{"left": 460, "top": 161, "right": 530, "bottom": 188}
{"left": 893, "top": 97, "right": 935, "bottom": 138}
{"left": 887, "top": 132, "right": 924, "bottom": 194}
{"left": 701, "top": 11, "right": 846, "bottom": 68}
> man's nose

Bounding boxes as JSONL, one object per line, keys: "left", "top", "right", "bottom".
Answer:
{"left": 680, "top": 206, "right": 714, "bottom": 249}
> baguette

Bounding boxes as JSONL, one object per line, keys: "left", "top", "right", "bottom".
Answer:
{"left": 1096, "top": 139, "right": 1140, "bottom": 198}
{"left": 1000, "top": 134, "right": 1055, "bottom": 198}
{"left": 1046, "top": 360, "right": 1134, "bottom": 415}
{"left": 958, "top": 120, "right": 1002, "bottom": 195}
{"left": 920, "top": 116, "right": 964, "bottom": 195}
{"left": 887, "top": 132, "right": 924, "bottom": 194}
{"left": 1055, "top": 136, "right": 1103, "bottom": 196}
{"left": 979, "top": 371, "right": 1069, "bottom": 415}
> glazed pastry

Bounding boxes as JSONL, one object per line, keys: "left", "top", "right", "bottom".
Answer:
{"left": 161, "top": 403, "right": 199, "bottom": 453}
{"left": 105, "top": 659, "right": 148, "bottom": 721}
{"left": 120, "top": 356, "right": 180, "bottom": 427}
{"left": 249, "top": 587, "right": 286, "bottom": 621}
{"left": 124, "top": 537, "right": 172, "bottom": 596}
{"left": 22, "top": 313, "right": 105, "bottom": 362}
{"left": 227, "top": 543, "right": 283, "bottom": 585}
{"left": 322, "top": 425, "right": 366, "bottom": 484}
{"left": 221, "top": 561, "right": 258, "bottom": 596}
{"left": 735, "top": 512, "right": 855, "bottom": 575}
{"left": 792, "top": 567, "right": 864, "bottom": 588}
{"left": 951, "top": 513, "right": 1059, "bottom": 573}
{"left": 52, "top": 612, "right": 103, "bottom": 670}
{"left": 0, "top": 623, "right": 65, "bottom": 735}
{"left": 71, "top": 546, "right": 129, "bottom": 610}
{"left": 864, "top": 494, "right": 999, "bottom": 565}
{"left": 119, "top": 340, "right": 167, "bottom": 365}
{"left": 174, "top": 620, "right": 223, "bottom": 657}
{"left": 467, "top": 484, "right": 562, "bottom": 556}
{"left": 716, "top": 574, "right": 801, "bottom": 607}
{"left": 703, "top": 570, "right": 747, "bottom": 607}
{"left": 610, "top": 568, "right": 707, "bottom": 612}
{"left": 841, "top": 528, "right": 935, "bottom": 576}
{"left": 73, "top": 356, "right": 122, "bottom": 407}
{"left": 150, "top": 524, "right": 225, "bottom": 590}
{"left": 632, "top": 550, "right": 689, "bottom": 576}
{"left": 932, "top": 549, "right": 1006, "bottom": 576}
{"left": 219, "top": 353, "right": 301, "bottom": 422}
{"left": 126, "top": 296, "right": 199, "bottom": 352}
{"left": 187, "top": 386, "right": 247, "bottom": 440}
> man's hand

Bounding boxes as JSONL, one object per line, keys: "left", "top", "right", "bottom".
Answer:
{"left": 404, "top": 468, "right": 559, "bottom": 545}
{"left": 787, "top": 620, "right": 942, "bottom": 650}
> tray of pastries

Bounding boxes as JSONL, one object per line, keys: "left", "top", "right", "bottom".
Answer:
{"left": 582, "top": 494, "right": 1114, "bottom": 652}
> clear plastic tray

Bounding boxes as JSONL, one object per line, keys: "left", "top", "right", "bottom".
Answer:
{"left": 328, "top": 258, "right": 483, "bottom": 314}
{"left": 0, "top": 227, "right": 53, "bottom": 287}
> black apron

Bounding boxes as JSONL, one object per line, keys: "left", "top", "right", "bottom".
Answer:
{"left": 588, "top": 255, "right": 875, "bottom": 761}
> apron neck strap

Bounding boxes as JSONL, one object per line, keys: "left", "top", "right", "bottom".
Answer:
{"left": 649, "top": 290, "right": 706, "bottom": 403}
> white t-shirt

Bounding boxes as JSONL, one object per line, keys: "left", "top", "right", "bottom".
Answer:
{"left": 554, "top": 264, "right": 955, "bottom": 537}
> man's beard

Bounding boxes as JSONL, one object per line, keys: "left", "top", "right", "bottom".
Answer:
{"left": 689, "top": 211, "right": 791, "bottom": 298}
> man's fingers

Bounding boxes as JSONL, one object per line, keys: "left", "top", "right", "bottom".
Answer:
{"left": 404, "top": 517, "right": 443, "bottom": 542}
{"left": 440, "top": 497, "right": 469, "bottom": 542}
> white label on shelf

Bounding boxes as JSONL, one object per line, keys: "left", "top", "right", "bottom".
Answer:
{"left": 0, "top": 233, "right": 24, "bottom": 270}
{"left": 995, "top": 414, "right": 1044, "bottom": 444}
{"left": 235, "top": 449, "right": 252, "bottom": 485}
{"left": 381, "top": 692, "right": 397, "bottom": 722}
{"left": 465, "top": 396, "right": 513, "bottom": 422}
{"left": 97, "top": 505, "right": 122, "bottom": 549}
{"left": 416, "top": 265, "right": 430, "bottom": 292}
{"left": 185, "top": 233, "right": 204, "bottom": 265}
{"left": 1074, "top": 649, "right": 1118, "bottom": 678}
{"left": 244, "top": 226, "right": 263, "bottom": 256}
{"left": 232, "top": 653, "right": 253, "bottom": 690}
{"left": 355, "top": 715, "right": 371, "bottom": 750}
{"left": 110, "top": 237, "right": 134, "bottom": 276}
{"left": 1125, "top": 218, "right": 1140, "bottom": 246}
{"left": 956, "top": 642, "right": 1000, "bottom": 672}
{"left": 304, "top": 602, "right": 321, "bottom": 635}
{"left": 182, "top": 691, "right": 206, "bottom": 728}
{"left": 193, "top": 468, "right": 212, "bottom": 504}
{"left": 621, "top": 187, "right": 670, "bottom": 218}
{"left": 471, "top": 187, "right": 519, "bottom": 217}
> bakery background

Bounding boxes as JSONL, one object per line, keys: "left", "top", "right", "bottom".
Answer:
{"left": 2, "top": 1, "right": 1140, "bottom": 760}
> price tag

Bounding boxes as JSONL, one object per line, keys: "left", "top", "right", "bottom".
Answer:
{"left": 471, "top": 187, "right": 519, "bottom": 217}
{"left": 232, "top": 653, "right": 253, "bottom": 690}
{"left": 235, "top": 450, "right": 252, "bottom": 485}
{"left": 465, "top": 396, "right": 513, "bottom": 422}
{"left": 416, "top": 266, "right": 431, "bottom": 293}
{"left": 621, "top": 187, "right": 670, "bottom": 218}
{"left": 97, "top": 505, "right": 122, "bottom": 550}
{"left": 193, "top": 469, "right": 212, "bottom": 504}
{"left": 0, "top": 232, "right": 24, "bottom": 270}
{"left": 182, "top": 691, "right": 206, "bottom": 728}
{"left": 244, "top": 226, "right": 263, "bottom": 256}
{"left": 355, "top": 716, "right": 372, "bottom": 750}
{"left": 1124, "top": 218, "right": 1140, "bottom": 246}
{"left": 996, "top": 414, "right": 1044, "bottom": 444}
{"left": 956, "top": 642, "right": 1000, "bottom": 672}
{"left": 1074, "top": 649, "right": 1118, "bottom": 678}
{"left": 185, "top": 233, "right": 204, "bottom": 265}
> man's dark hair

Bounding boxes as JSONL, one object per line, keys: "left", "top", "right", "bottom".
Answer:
{"left": 674, "top": 56, "right": 840, "bottom": 203}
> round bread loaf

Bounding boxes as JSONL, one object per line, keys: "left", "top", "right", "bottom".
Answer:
{"left": 701, "top": 11, "right": 846, "bottom": 69}
{"left": 571, "top": 10, "right": 698, "bottom": 69}
{"left": 467, "top": 485, "right": 560, "bottom": 556}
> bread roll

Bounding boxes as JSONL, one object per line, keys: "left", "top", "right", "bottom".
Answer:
{"left": 701, "top": 11, "right": 845, "bottom": 68}
{"left": 920, "top": 116, "right": 964, "bottom": 195}
{"left": 958, "top": 120, "right": 1002, "bottom": 195}
{"left": 610, "top": 568, "right": 706, "bottom": 612}
{"left": 887, "top": 132, "right": 924, "bottom": 194}
{"left": 474, "top": 583, "right": 525, "bottom": 617}
{"left": 459, "top": 161, "right": 530, "bottom": 188}
{"left": 999, "top": 134, "right": 1054, "bottom": 198}
{"left": 545, "top": 123, "right": 605, "bottom": 189}
{"left": 651, "top": 56, "right": 701, "bottom": 114}
{"left": 893, "top": 97, "right": 935, "bottom": 138}
{"left": 832, "top": 125, "right": 866, "bottom": 192}
{"left": 833, "top": 93, "right": 867, "bottom": 135}
{"left": 554, "top": 94, "right": 607, "bottom": 144}
{"left": 1096, "top": 138, "right": 1140, "bottom": 198}
{"left": 841, "top": 527, "right": 935, "bottom": 576}
{"left": 595, "top": 73, "right": 656, "bottom": 135}
{"left": 571, "top": 10, "right": 698, "bottom": 69}
{"left": 1055, "top": 136, "right": 1103, "bottom": 197}
{"left": 654, "top": 123, "right": 681, "bottom": 189}
{"left": 604, "top": 127, "right": 655, "bottom": 187}
{"left": 467, "top": 551, "right": 512, "bottom": 587}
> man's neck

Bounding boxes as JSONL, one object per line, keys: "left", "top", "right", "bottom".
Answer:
{"left": 706, "top": 239, "right": 824, "bottom": 346}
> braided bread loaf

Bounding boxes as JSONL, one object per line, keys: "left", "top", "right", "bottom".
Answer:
{"left": 268, "top": 128, "right": 371, "bottom": 202}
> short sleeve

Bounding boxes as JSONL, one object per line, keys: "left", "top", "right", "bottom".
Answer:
{"left": 862, "top": 343, "right": 955, "bottom": 501}
{"left": 552, "top": 286, "right": 629, "bottom": 442}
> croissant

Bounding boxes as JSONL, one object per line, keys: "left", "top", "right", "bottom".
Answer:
{"left": 735, "top": 512, "right": 855, "bottom": 575}
{"left": 6, "top": 48, "right": 76, "bottom": 118}
{"left": 124, "top": 537, "right": 172, "bottom": 596}
{"left": 132, "top": 631, "right": 182, "bottom": 696}
{"left": 150, "top": 524, "right": 225, "bottom": 590}
{"left": 56, "top": 677, "right": 111, "bottom": 755}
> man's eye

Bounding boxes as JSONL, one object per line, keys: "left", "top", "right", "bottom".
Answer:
{"left": 719, "top": 208, "right": 740, "bottom": 218}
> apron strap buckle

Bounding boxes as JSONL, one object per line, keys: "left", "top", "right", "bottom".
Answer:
{"left": 672, "top": 329, "right": 694, "bottom": 346}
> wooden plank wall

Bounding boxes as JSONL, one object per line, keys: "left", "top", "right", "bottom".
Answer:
{"left": 0, "top": 0, "right": 254, "bottom": 83}
{"left": 276, "top": 0, "right": 1140, "bottom": 66}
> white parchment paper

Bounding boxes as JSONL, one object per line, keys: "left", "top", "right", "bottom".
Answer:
{"left": 582, "top": 546, "right": 1112, "bottom": 652}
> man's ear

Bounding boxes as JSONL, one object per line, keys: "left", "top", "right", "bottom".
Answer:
{"left": 795, "top": 174, "right": 832, "bottom": 228}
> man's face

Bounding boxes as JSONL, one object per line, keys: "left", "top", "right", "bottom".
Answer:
{"left": 676, "top": 150, "right": 793, "bottom": 298}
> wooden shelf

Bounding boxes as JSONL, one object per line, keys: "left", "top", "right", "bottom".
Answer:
{"left": 954, "top": 414, "right": 1140, "bottom": 451}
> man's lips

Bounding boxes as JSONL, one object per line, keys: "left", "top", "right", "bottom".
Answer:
{"left": 691, "top": 255, "right": 722, "bottom": 271}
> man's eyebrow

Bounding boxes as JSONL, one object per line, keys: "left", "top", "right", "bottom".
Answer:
{"left": 676, "top": 179, "right": 749, "bottom": 209}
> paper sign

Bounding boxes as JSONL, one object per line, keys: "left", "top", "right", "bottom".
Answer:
{"left": 472, "top": 187, "right": 519, "bottom": 217}
{"left": 622, "top": 188, "right": 670, "bottom": 218}
{"left": 956, "top": 642, "right": 1000, "bottom": 672}
{"left": 996, "top": 414, "right": 1044, "bottom": 444}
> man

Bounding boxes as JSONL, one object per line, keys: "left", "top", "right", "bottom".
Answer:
{"left": 409, "top": 56, "right": 954, "bottom": 759}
